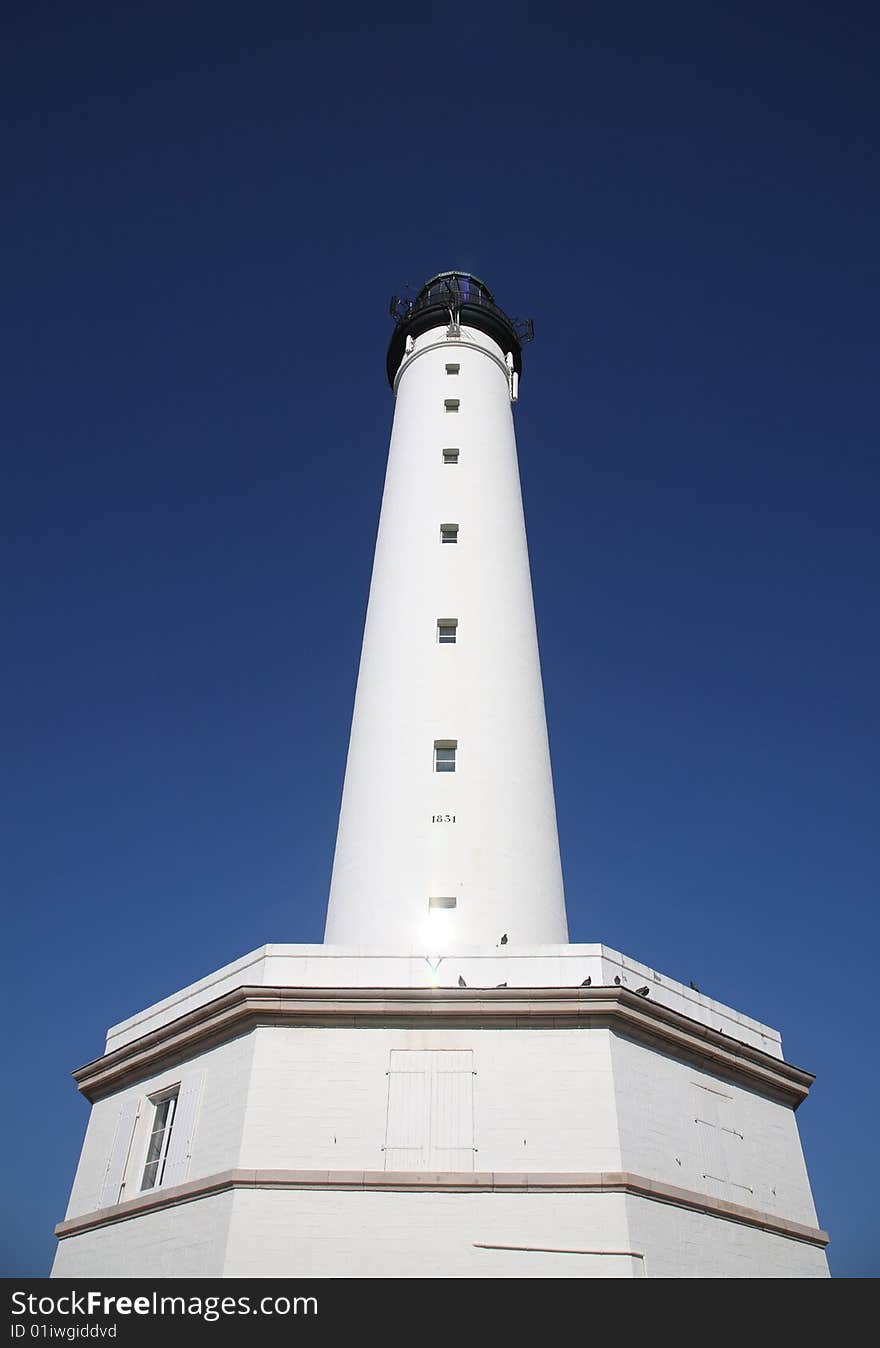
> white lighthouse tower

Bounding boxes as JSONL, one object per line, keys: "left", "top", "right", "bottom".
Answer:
{"left": 52, "top": 272, "right": 829, "bottom": 1279}
{"left": 326, "top": 273, "right": 566, "bottom": 949}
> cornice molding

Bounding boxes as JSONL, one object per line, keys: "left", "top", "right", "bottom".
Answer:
{"left": 54, "top": 1166, "right": 829, "bottom": 1249}
{"left": 73, "top": 984, "right": 814, "bottom": 1106}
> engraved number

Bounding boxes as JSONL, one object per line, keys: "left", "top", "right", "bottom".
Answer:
{"left": 432, "top": 814, "right": 456, "bottom": 823}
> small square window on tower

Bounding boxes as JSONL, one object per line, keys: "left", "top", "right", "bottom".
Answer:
{"left": 445, "top": 363, "right": 460, "bottom": 375}
{"left": 440, "top": 523, "right": 458, "bottom": 544}
{"left": 434, "top": 740, "right": 457, "bottom": 772}
{"left": 437, "top": 619, "right": 458, "bottom": 644}
{"left": 428, "top": 896, "right": 457, "bottom": 910}
{"left": 442, "top": 448, "right": 459, "bottom": 465}
{"left": 444, "top": 398, "right": 460, "bottom": 412}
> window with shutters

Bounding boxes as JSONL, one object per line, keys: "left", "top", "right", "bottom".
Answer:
{"left": 383, "top": 1050, "right": 475, "bottom": 1170}
{"left": 97, "top": 1072, "right": 204, "bottom": 1210}
{"left": 141, "top": 1088, "right": 179, "bottom": 1190}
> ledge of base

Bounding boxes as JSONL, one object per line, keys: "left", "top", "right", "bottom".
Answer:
{"left": 103, "top": 942, "right": 782, "bottom": 1059}
{"left": 54, "top": 1165, "right": 829, "bottom": 1251}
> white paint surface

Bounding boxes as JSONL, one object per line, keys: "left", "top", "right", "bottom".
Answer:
{"left": 324, "top": 325, "right": 568, "bottom": 946}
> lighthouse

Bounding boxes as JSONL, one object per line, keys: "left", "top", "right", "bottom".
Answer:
{"left": 51, "top": 272, "right": 829, "bottom": 1279}
{"left": 326, "top": 272, "right": 567, "bottom": 948}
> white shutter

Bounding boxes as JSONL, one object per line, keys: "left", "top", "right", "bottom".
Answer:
{"left": 693, "top": 1083, "right": 752, "bottom": 1199}
{"left": 718, "top": 1098, "right": 752, "bottom": 1197}
{"left": 384, "top": 1052, "right": 430, "bottom": 1169}
{"left": 385, "top": 1050, "right": 474, "bottom": 1171}
{"left": 98, "top": 1096, "right": 140, "bottom": 1209}
{"left": 428, "top": 1050, "right": 474, "bottom": 1169}
{"left": 162, "top": 1071, "right": 204, "bottom": 1189}
{"left": 694, "top": 1084, "right": 728, "bottom": 1198}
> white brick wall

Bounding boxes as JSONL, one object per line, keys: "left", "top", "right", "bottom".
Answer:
{"left": 222, "top": 1190, "right": 635, "bottom": 1278}
{"left": 52, "top": 1192, "right": 234, "bottom": 1278}
{"left": 54, "top": 1183, "right": 827, "bottom": 1279}
{"left": 610, "top": 1033, "right": 820, "bottom": 1226}
{"left": 237, "top": 1025, "right": 621, "bottom": 1174}
{"left": 623, "top": 1194, "right": 827, "bottom": 1278}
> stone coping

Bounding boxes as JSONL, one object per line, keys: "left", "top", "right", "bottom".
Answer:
{"left": 73, "top": 984, "right": 814, "bottom": 1107}
{"left": 55, "top": 1167, "right": 828, "bottom": 1249}
{"left": 105, "top": 944, "right": 780, "bottom": 1050}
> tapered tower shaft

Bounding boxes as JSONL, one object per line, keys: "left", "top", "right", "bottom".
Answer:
{"left": 324, "top": 273, "right": 567, "bottom": 948}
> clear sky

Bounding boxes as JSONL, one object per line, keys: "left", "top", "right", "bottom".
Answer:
{"left": 2, "top": 1, "right": 877, "bottom": 1278}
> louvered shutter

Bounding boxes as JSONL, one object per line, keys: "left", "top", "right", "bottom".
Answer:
{"left": 384, "top": 1052, "right": 430, "bottom": 1169}
{"left": 385, "top": 1051, "right": 474, "bottom": 1171}
{"left": 98, "top": 1096, "right": 140, "bottom": 1209}
{"left": 427, "top": 1050, "right": 474, "bottom": 1169}
{"left": 162, "top": 1072, "right": 204, "bottom": 1189}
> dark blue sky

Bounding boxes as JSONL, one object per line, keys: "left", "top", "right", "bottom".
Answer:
{"left": 3, "top": 1, "right": 877, "bottom": 1277}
